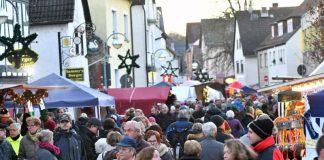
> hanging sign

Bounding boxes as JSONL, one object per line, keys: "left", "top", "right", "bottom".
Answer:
{"left": 65, "top": 68, "right": 84, "bottom": 81}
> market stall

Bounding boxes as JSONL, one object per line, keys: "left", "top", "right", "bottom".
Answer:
{"left": 274, "top": 90, "right": 305, "bottom": 160}
{"left": 107, "top": 87, "right": 170, "bottom": 115}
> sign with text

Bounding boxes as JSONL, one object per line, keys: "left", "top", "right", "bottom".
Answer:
{"left": 65, "top": 68, "right": 84, "bottom": 81}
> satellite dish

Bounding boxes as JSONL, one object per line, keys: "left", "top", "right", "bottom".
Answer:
{"left": 120, "top": 74, "right": 133, "bottom": 88}
{"left": 297, "top": 64, "right": 307, "bottom": 76}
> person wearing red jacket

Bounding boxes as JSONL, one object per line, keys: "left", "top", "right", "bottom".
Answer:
{"left": 247, "top": 115, "right": 283, "bottom": 160}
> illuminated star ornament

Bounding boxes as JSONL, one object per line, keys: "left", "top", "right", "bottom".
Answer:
{"left": 160, "top": 61, "right": 178, "bottom": 77}
{"left": 0, "top": 24, "right": 38, "bottom": 69}
{"left": 194, "top": 69, "right": 210, "bottom": 82}
{"left": 118, "top": 49, "right": 140, "bottom": 74}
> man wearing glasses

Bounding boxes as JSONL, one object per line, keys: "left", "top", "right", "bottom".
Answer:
{"left": 54, "top": 113, "right": 86, "bottom": 160}
{"left": 0, "top": 123, "right": 17, "bottom": 159}
{"left": 18, "top": 116, "right": 42, "bottom": 160}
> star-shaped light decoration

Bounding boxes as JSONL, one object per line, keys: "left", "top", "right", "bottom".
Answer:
{"left": 118, "top": 49, "right": 140, "bottom": 74}
{"left": 194, "top": 69, "right": 210, "bottom": 82}
{"left": 160, "top": 61, "right": 178, "bottom": 77}
{"left": 0, "top": 24, "right": 38, "bottom": 69}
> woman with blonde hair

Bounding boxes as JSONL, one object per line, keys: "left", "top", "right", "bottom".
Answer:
{"left": 136, "top": 146, "right": 161, "bottom": 160}
{"left": 224, "top": 139, "right": 257, "bottom": 160}
{"left": 180, "top": 140, "right": 201, "bottom": 160}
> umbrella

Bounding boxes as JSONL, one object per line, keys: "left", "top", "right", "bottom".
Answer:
{"left": 277, "top": 90, "right": 301, "bottom": 102}
{"left": 228, "top": 81, "right": 244, "bottom": 89}
{"left": 181, "top": 80, "right": 201, "bottom": 87}
{"left": 241, "top": 86, "right": 257, "bottom": 93}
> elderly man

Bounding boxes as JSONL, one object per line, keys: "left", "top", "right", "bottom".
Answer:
{"left": 54, "top": 113, "right": 86, "bottom": 160}
{"left": 18, "top": 116, "right": 42, "bottom": 160}
{"left": 156, "top": 104, "right": 175, "bottom": 132}
{"left": 0, "top": 123, "right": 17, "bottom": 159}
{"left": 124, "top": 120, "right": 150, "bottom": 153}
{"left": 116, "top": 136, "right": 137, "bottom": 160}
{"left": 7, "top": 122, "right": 22, "bottom": 156}
{"left": 199, "top": 122, "right": 224, "bottom": 160}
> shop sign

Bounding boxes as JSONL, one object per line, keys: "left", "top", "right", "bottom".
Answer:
{"left": 65, "top": 68, "right": 84, "bottom": 81}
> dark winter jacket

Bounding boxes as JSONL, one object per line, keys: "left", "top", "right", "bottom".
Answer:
{"left": 18, "top": 134, "right": 38, "bottom": 160}
{"left": 135, "top": 137, "right": 151, "bottom": 153}
{"left": 79, "top": 126, "right": 98, "bottom": 160}
{"left": 35, "top": 148, "right": 58, "bottom": 160}
{"left": 157, "top": 143, "right": 173, "bottom": 160}
{"left": 251, "top": 136, "right": 284, "bottom": 160}
{"left": 54, "top": 128, "right": 86, "bottom": 160}
{"left": 156, "top": 113, "right": 176, "bottom": 132}
{"left": 199, "top": 136, "right": 224, "bottom": 160}
{"left": 180, "top": 155, "right": 200, "bottom": 160}
{"left": 241, "top": 113, "right": 254, "bottom": 132}
{"left": 192, "top": 110, "right": 205, "bottom": 119}
{"left": 227, "top": 118, "right": 244, "bottom": 138}
{"left": 0, "top": 139, "right": 17, "bottom": 160}
{"left": 215, "top": 128, "right": 233, "bottom": 143}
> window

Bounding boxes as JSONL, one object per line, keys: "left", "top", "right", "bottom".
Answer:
{"left": 282, "top": 49, "right": 285, "bottom": 64}
{"left": 271, "top": 25, "right": 274, "bottom": 37}
{"left": 239, "top": 38, "right": 241, "bottom": 49}
{"left": 278, "top": 22, "right": 283, "bottom": 36}
{"left": 240, "top": 60, "right": 244, "bottom": 74}
{"left": 269, "top": 52, "right": 272, "bottom": 66}
{"left": 272, "top": 51, "right": 276, "bottom": 66}
{"left": 123, "top": 14, "right": 129, "bottom": 39}
{"left": 112, "top": 10, "right": 117, "bottom": 33}
{"left": 236, "top": 61, "right": 239, "bottom": 74}
{"left": 259, "top": 54, "right": 263, "bottom": 68}
{"left": 287, "top": 19, "right": 293, "bottom": 33}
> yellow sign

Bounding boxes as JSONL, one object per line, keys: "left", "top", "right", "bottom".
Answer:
{"left": 7, "top": 50, "right": 38, "bottom": 68}
{"left": 65, "top": 68, "right": 84, "bottom": 81}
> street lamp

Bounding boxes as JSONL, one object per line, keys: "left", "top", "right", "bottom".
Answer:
{"left": 150, "top": 48, "right": 173, "bottom": 85}
{"left": 103, "top": 32, "right": 129, "bottom": 88}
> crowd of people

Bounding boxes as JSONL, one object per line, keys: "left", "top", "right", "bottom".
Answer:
{"left": 0, "top": 96, "right": 324, "bottom": 160}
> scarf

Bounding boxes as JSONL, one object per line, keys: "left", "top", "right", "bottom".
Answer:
{"left": 27, "top": 132, "right": 38, "bottom": 142}
{"left": 304, "top": 110, "right": 320, "bottom": 139}
{"left": 11, "top": 134, "right": 20, "bottom": 141}
{"left": 37, "top": 141, "right": 60, "bottom": 156}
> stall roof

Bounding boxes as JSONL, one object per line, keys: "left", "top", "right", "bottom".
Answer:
{"left": 258, "top": 73, "right": 324, "bottom": 92}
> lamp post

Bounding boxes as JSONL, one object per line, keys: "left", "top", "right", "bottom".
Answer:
{"left": 150, "top": 48, "right": 173, "bottom": 85}
{"left": 102, "top": 32, "right": 128, "bottom": 88}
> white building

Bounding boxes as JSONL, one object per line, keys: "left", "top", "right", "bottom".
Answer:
{"left": 131, "top": 0, "right": 177, "bottom": 87}
{"left": 257, "top": 1, "right": 310, "bottom": 88}
{"left": 29, "top": 0, "right": 90, "bottom": 86}
{"left": 234, "top": 4, "right": 296, "bottom": 86}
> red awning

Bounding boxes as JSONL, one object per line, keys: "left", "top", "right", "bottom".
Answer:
{"left": 107, "top": 87, "right": 170, "bottom": 115}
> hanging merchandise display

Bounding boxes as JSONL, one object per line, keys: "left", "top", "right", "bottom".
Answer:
{"left": 118, "top": 49, "right": 140, "bottom": 75}
{"left": 0, "top": 24, "right": 38, "bottom": 69}
{"left": 274, "top": 92, "right": 306, "bottom": 160}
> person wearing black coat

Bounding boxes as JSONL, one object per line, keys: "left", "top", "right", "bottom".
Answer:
{"left": 0, "top": 123, "right": 17, "bottom": 160}
{"left": 54, "top": 113, "right": 86, "bottom": 160}
{"left": 156, "top": 104, "right": 176, "bottom": 132}
{"left": 36, "top": 130, "right": 60, "bottom": 160}
{"left": 79, "top": 118, "right": 101, "bottom": 160}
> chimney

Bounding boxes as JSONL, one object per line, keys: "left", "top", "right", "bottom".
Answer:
{"left": 260, "top": 7, "right": 269, "bottom": 17}
{"left": 272, "top": 3, "right": 279, "bottom": 9}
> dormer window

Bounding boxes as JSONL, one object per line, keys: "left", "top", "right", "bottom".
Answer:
{"left": 287, "top": 19, "right": 293, "bottom": 33}
{"left": 278, "top": 22, "right": 283, "bottom": 36}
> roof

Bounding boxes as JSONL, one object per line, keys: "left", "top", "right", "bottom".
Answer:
{"left": 29, "top": 0, "right": 75, "bottom": 25}
{"left": 235, "top": 7, "right": 296, "bottom": 56}
{"left": 257, "top": 73, "right": 324, "bottom": 92}
{"left": 285, "top": 0, "right": 315, "bottom": 19}
{"left": 200, "top": 18, "right": 235, "bottom": 49}
{"left": 186, "top": 23, "right": 201, "bottom": 49}
{"left": 256, "top": 28, "right": 299, "bottom": 51}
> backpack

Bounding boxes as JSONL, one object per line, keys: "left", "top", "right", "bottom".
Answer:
{"left": 167, "top": 123, "right": 192, "bottom": 159}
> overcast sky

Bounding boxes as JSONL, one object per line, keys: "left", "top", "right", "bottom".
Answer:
{"left": 156, "top": 0, "right": 304, "bottom": 35}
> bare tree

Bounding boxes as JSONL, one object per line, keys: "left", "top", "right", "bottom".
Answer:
{"left": 305, "top": 0, "right": 324, "bottom": 64}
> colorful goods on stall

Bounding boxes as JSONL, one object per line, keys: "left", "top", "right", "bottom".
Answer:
{"left": 275, "top": 115, "right": 305, "bottom": 159}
